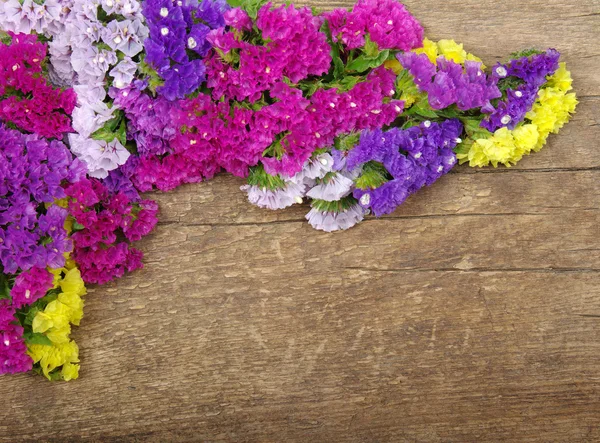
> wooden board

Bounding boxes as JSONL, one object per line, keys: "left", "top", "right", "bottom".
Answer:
{"left": 1, "top": 1, "right": 599, "bottom": 441}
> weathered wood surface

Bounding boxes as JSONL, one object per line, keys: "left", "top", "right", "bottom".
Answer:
{"left": 1, "top": 1, "right": 599, "bottom": 441}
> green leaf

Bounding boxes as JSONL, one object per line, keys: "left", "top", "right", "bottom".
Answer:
{"left": 0, "top": 273, "right": 10, "bottom": 301}
{"left": 346, "top": 50, "right": 390, "bottom": 73}
{"left": 311, "top": 195, "right": 358, "bottom": 213}
{"left": 363, "top": 35, "right": 379, "bottom": 58}
{"left": 116, "top": 118, "right": 127, "bottom": 146}
{"left": 334, "top": 132, "right": 361, "bottom": 152}
{"left": 72, "top": 222, "right": 85, "bottom": 232}
{"left": 247, "top": 164, "right": 287, "bottom": 190}
{"left": 337, "top": 76, "right": 363, "bottom": 91}
{"left": 413, "top": 103, "right": 439, "bottom": 119}
{"left": 91, "top": 110, "right": 126, "bottom": 145}
{"left": 355, "top": 161, "right": 389, "bottom": 190}
{"left": 24, "top": 332, "right": 53, "bottom": 347}
{"left": 321, "top": 20, "right": 344, "bottom": 80}
{"left": 237, "top": 0, "right": 269, "bottom": 20}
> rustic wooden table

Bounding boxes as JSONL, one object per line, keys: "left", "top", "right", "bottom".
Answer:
{"left": 1, "top": 1, "right": 599, "bottom": 441}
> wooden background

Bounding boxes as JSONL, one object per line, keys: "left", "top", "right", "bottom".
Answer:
{"left": 1, "top": 1, "right": 599, "bottom": 441}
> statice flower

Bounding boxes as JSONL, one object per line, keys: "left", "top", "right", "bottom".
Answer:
{"left": 65, "top": 178, "right": 158, "bottom": 285}
{"left": 348, "top": 119, "right": 463, "bottom": 216}
{"left": 0, "top": 124, "right": 85, "bottom": 274}
{"left": 305, "top": 202, "right": 367, "bottom": 232}
{"left": 0, "top": 0, "right": 62, "bottom": 35}
{"left": 206, "top": 3, "right": 331, "bottom": 102}
{"left": 399, "top": 52, "right": 501, "bottom": 111}
{"left": 481, "top": 49, "right": 561, "bottom": 132}
{"left": 240, "top": 182, "right": 305, "bottom": 210}
{"left": 0, "top": 33, "right": 77, "bottom": 139}
{"left": 0, "top": 313, "right": 32, "bottom": 375}
{"left": 110, "top": 85, "right": 178, "bottom": 157}
{"left": 261, "top": 68, "right": 404, "bottom": 177}
{"left": 325, "top": 0, "right": 424, "bottom": 51}
{"left": 143, "top": 0, "right": 229, "bottom": 100}
{"left": 10, "top": 267, "right": 54, "bottom": 309}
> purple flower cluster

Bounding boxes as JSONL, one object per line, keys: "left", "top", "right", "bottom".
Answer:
{"left": 399, "top": 52, "right": 501, "bottom": 111}
{"left": 143, "top": 0, "right": 229, "bottom": 100}
{"left": 325, "top": 0, "right": 424, "bottom": 51}
{"left": 65, "top": 178, "right": 158, "bottom": 285}
{"left": 205, "top": 4, "right": 331, "bottom": 102}
{"left": 348, "top": 119, "right": 463, "bottom": 216}
{"left": 481, "top": 49, "right": 561, "bottom": 131}
{"left": 0, "top": 124, "right": 85, "bottom": 274}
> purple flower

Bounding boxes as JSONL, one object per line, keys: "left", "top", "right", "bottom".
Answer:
{"left": 482, "top": 49, "right": 561, "bottom": 131}
{"left": 348, "top": 120, "right": 462, "bottom": 217}
{"left": 142, "top": 0, "right": 229, "bottom": 100}
{"left": 398, "top": 52, "right": 501, "bottom": 111}
{"left": 306, "top": 203, "right": 366, "bottom": 232}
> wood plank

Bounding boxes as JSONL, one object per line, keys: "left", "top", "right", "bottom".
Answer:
{"left": 1, "top": 270, "right": 599, "bottom": 442}
{"left": 150, "top": 168, "right": 600, "bottom": 225}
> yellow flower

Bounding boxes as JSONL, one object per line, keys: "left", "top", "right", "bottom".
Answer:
{"left": 414, "top": 38, "right": 438, "bottom": 63}
{"left": 458, "top": 125, "right": 540, "bottom": 168}
{"left": 28, "top": 264, "right": 87, "bottom": 381}
{"left": 384, "top": 59, "right": 403, "bottom": 75}
{"left": 414, "top": 38, "right": 485, "bottom": 68}
{"left": 526, "top": 69, "right": 578, "bottom": 150}
{"left": 547, "top": 62, "right": 573, "bottom": 93}
{"left": 437, "top": 39, "right": 467, "bottom": 64}
{"left": 28, "top": 341, "right": 79, "bottom": 380}
{"left": 61, "top": 362, "right": 80, "bottom": 381}
{"left": 60, "top": 267, "right": 87, "bottom": 297}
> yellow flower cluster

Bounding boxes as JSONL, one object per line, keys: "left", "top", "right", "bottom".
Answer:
{"left": 27, "top": 260, "right": 87, "bottom": 381}
{"left": 527, "top": 63, "right": 578, "bottom": 150}
{"left": 457, "top": 62, "right": 578, "bottom": 168}
{"left": 414, "top": 38, "right": 485, "bottom": 67}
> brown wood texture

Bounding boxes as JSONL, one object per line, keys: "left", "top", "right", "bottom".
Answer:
{"left": 1, "top": 1, "right": 600, "bottom": 441}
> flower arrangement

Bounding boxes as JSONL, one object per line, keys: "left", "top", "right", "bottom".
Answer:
{"left": 0, "top": 0, "right": 577, "bottom": 379}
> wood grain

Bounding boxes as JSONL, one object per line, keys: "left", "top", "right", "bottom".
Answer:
{"left": 1, "top": 1, "right": 599, "bottom": 442}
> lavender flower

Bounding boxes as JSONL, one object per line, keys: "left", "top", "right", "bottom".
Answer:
{"left": 306, "top": 203, "right": 366, "bottom": 232}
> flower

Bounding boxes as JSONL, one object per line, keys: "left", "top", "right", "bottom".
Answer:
{"left": 143, "top": 0, "right": 229, "bottom": 100}
{"left": 306, "top": 201, "right": 366, "bottom": 232}
{"left": 398, "top": 52, "right": 501, "bottom": 111}
{"left": 326, "top": 0, "right": 424, "bottom": 51}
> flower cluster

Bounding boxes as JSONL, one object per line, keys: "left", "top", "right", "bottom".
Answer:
{"left": 457, "top": 60, "right": 577, "bottom": 167}
{"left": 28, "top": 262, "right": 87, "bottom": 381}
{"left": 206, "top": 3, "right": 331, "bottom": 102}
{"left": 326, "top": 0, "right": 424, "bottom": 51}
{"left": 348, "top": 120, "right": 462, "bottom": 216}
{"left": 60, "top": 0, "right": 149, "bottom": 179}
{"left": 0, "top": 124, "right": 85, "bottom": 274}
{"left": 398, "top": 51, "right": 501, "bottom": 111}
{"left": 65, "top": 178, "right": 158, "bottom": 285}
{"left": 144, "top": 0, "right": 229, "bottom": 100}
{"left": 481, "top": 49, "right": 561, "bottom": 132}
{"left": 0, "top": 32, "right": 76, "bottom": 138}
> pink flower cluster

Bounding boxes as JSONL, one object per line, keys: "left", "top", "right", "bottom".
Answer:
{"left": 65, "top": 178, "right": 158, "bottom": 285}
{"left": 326, "top": 0, "right": 424, "bottom": 50}
{"left": 0, "top": 299, "right": 31, "bottom": 375}
{"left": 114, "top": 64, "right": 403, "bottom": 191}
{"left": 260, "top": 67, "right": 404, "bottom": 176}
{"left": 206, "top": 4, "right": 332, "bottom": 102}
{"left": 0, "top": 33, "right": 76, "bottom": 139}
{"left": 0, "top": 267, "right": 54, "bottom": 375}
